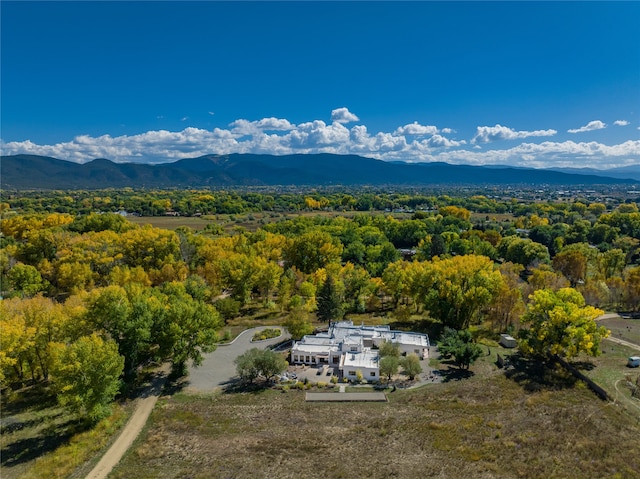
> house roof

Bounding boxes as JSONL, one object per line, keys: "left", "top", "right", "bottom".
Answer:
{"left": 341, "top": 350, "right": 379, "bottom": 370}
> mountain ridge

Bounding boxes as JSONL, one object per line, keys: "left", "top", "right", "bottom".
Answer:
{"left": 1, "top": 153, "right": 638, "bottom": 189}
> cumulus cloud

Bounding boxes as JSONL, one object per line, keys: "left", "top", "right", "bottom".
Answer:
{"left": 614, "top": 120, "right": 629, "bottom": 126}
{"left": 330, "top": 107, "right": 359, "bottom": 124}
{"left": 2, "top": 108, "right": 638, "bottom": 170}
{"left": 393, "top": 122, "right": 439, "bottom": 136}
{"left": 229, "top": 117, "right": 295, "bottom": 136}
{"left": 568, "top": 120, "right": 606, "bottom": 133}
{"left": 472, "top": 124, "right": 557, "bottom": 144}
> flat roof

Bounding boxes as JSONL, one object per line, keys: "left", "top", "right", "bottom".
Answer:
{"left": 292, "top": 344, "right": 340, "bottom": 354}
{"left": 342, "top": 351, "right": 379, "bottom": 369}
{"left": 306, "top": 392, "right": 387, "bottom": 402}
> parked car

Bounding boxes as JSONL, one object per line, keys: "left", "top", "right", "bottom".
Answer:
{"left": 628, "top": 356, "right": 640, "bottom": 368}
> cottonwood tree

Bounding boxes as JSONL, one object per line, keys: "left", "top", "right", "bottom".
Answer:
{"left": 422, "top": 255, "right": 504, "bottom": 330}
{"left": 51, "top": 333, "right": 124, "bottom": 423}
{"left": 519, "top": 288, "right": 608, "bottom": 359}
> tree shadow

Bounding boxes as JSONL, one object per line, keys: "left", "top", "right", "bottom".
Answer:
{"left": 437, "top": 365, "right": 475, "bottom": 382}
{"left": 222, "top": 377, "right": 272, "bottom": 394}
{"left": 504, "top": 353, "right": 577, "bottom": 393}
{"left": 1, "top": 382, "right": 58, "bottom": 416}
{"left": 388, "top": 317, "right": 443, "bottom": 338}
{"left": 570, "top": 360, "right": 596, "bottom": 372}
{"left": 1, "top": 416, "right": 87, "bottom": 469}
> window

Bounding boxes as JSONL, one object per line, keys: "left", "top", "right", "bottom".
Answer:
{"left": 370, "top": 372, "right": 376, "bottom": 377}
{"left": 350, "top": 347, "right": 357, "bottom": 352}
{"left": 348, "top": 370, "right": 356, "bottom": 376}
{"left": 294, "top": 355, "right": 298, "bottom": 362}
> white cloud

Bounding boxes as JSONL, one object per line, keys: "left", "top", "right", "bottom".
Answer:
{"left": 330, "top": 107, "right": 359, "bottom": 124}
{"left": 180, "top": 116, "right": 189, "bottom": 122}
{"left": 2, "top": 109, "right": 638, "bottom": 170}
{"left": 472, "top": 124, "right": 557, "bottom": 143}
{"left": 422, "top": 135, "right": 466, "bottom": 148}
{"left": 208, "top": 111, "right": 215, "bottom": 116}
{"left": 568, "top": 120, "right": 606, "bottom": 133}
{"left": 393, "top": 122, "right": 439, "bottom": 136}
{"left": 229, "top": 117, "right": 295, "bottom": 136}
{"left": 614, "top": 120, "right": 629, "bottom": 126}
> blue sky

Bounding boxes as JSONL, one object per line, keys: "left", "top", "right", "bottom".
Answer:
{"left": 1, "top": 1, "right": 639, "bottom": 169}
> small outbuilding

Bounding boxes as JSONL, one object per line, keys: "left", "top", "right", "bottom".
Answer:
{"left": 628, "top": 356, "right": 640, "bottom": 368}
{"left": 499, "top": 334, "right": 517, "bottom": 348}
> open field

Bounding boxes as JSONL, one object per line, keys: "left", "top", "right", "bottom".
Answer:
{"left": 579, "top": 316, "right": 640, "bottom": 415}
{"left": 125, "top": 215, "right": 215, "bottom": 231}
{"left": 125, "top": 210, "right": 415, "bottom": 233}
{"left": 110, "top": 355, "right": 639, "bottom": 479}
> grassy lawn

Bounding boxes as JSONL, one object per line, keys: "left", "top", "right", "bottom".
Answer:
{"left": 601, "top": 316, "right": 640, "bottom": 346}
{"left": 110, "top": 353, "right": 639, "bottom": 479}
{"left": 126, "top": 215, "right": 215, "bottom": 231}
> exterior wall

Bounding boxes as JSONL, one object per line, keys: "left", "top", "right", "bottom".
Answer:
{"left": 343, "top": 366, "right": 379, "bottom": 382}
{"left": 397, "top": 344, "right": 429, "bottom": 359}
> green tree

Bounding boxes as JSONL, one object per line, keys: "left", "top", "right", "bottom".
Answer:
{"left": 158, "top": 282, "right": 222, "bottom": 375}
{"left": 51, "top": 334, "right": 124, "bottom": 423}
{"left": 283, "top": 306, "right": 314, "bottom": 340}
{"left": 284, "top": 230, "right": 343, "bottom": 274}
{"left": 316, "top": 275, "right": 343, "bottom": 322}
{"left": 380, "top": 356, "right": 399, "bottom": 381}
{"left": 85, "top": 285, "right": 154, "bottom": 381}
{"left": 234, "top": 348, "right": 261, "bottom": 383}
{"left": 379, "top": 340, "right": 400, "bottom": 358}
{"left": 519, "top": 288, "right": 608, "bottom": 359}
{"left": 400, "top": 353, "right": 422, "bottom": 380}
{"left": 438, "top": 328, "right": 482, "bottom": 370}
{"left": 422, "top": 255, "right": 504, "bottom": 329}
{"left": 235, "top": 348, "right": 287, "bottom": 384}
{"left": 255, "top": 349, "right": 288, "bottom": 382}
{"left": 7, "top": 263, "right": 48, "bottom": 297}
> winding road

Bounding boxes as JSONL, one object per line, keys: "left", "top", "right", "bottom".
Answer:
{"left": 84, "top": 326, "right": 289, "bottom": 479}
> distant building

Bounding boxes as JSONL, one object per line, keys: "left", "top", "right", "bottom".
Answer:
{"left": 499, "top": 334, "right": 517, "bottom": 348}
{"left": 290, "top": 321, "right": 430, "bottom": 381}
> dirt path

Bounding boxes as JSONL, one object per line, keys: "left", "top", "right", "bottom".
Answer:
{"left": 596, "top": 313, "right": 640, "bottom": 352}
{"left": 84, "top": 327, "right": 288, "bottom": 478}
{"left": 605, "top": 335, "right": 640, "bottom": 352}
{"left": 84, "top": 365, "right": 169, "bottom": 479}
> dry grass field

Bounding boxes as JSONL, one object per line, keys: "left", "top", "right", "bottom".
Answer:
{"left": 110, "top": 357, "right": 640, "bottom": 479}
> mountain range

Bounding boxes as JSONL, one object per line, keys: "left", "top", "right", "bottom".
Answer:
{"left": 1, "top": 154, "right": 638, "bottom": 190}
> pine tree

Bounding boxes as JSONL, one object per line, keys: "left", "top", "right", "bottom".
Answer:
{"left": 316, "top": 275, "right": 343, "bottom": 322}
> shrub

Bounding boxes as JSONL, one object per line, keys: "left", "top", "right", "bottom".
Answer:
{"left": 252, "top": 328, "right": 281, "bottom": 342}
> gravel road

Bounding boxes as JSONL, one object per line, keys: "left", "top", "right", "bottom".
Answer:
{"left": 186, "top": 326, "right": 290, "bottom": 392}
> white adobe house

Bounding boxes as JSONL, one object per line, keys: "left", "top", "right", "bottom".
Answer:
{"left": 290, "top": 321, "right": 430, "bottom": 381}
